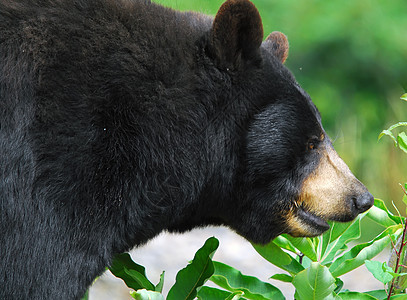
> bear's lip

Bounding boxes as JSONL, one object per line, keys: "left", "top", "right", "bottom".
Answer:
{"left": 297, "top": 207, "right": 330, "bottom": 234}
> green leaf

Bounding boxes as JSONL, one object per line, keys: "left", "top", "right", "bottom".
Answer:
{"left": 364, "top": 260, "right": 394, "bottom": 284}
{"left": 225, "top": 293, "right": 245, "bottom": 300}
{"left": 294, "top": 291, "right": 339, "bottom": 300}
{"left": 130, "top": 289, "right": 165, "bottom": 300}
{"left": 366, "top": 199, "right": 403, "bottom": 227}
{"left": 300, "top": 255, "right": 313, "bottom": 269}
{"left": 328, "top": 221, "right": 355, "bottom": 243}
{"left": 210, "top": 261, "right": 285, "bottom": 300}
{"left": 329, "top": 225, "right": 402, "bottom": 277}
{"left": 384, "top": 122, "right": 407, "bottom": 132}
{"left": 273, "top": 235, "right": 297, "bottom": 253}
{"left": 270, "top": 273, "right": 293, "bottom": 283}
{"left": 155, "top": 271, "right": 165, "bottom": 292}
{"left": 110, "top": 253, "right": 148, "bottom": 277}
{"left": 389, "top": 295, "right": 407, "bottom": 300}
{"left": 398, "top": 132, "right": 407, "bottom": 153}
{"left": 332, "top": 292, "right": 344, "bottom": 300}
{"left": 388, "top": 271, "right": 407, "bottom": 278}
{"left": 333, "top": 278, "right": 344, "bottom": 294}
{"left": 401, "top": 93, "right": 407, "bottom": 101}
{"left": 365, "top": 290, "right": 407, "bottom": 300}
{"left": 364, "top": 290, "right": 387, "bottom": 298}
{"left": 252, "top": 241, "right": 304, "bottom": 275}
{"left": 337, "top": 291, "right": 378, "bottom": 299}
{"left": 292, "top": 262, "right": 336, "bottom": 300}
{"left": 167, "top": 237, "right": 219, "bottom": 300}
{"left": 109, "top": 253, "right": 154, "bottom": 291}
{"left": 319, "top": 220, "right": 356, "bottom": 260}
{"left": 124, "top": 269, "right": 155, "bottom": 291}
{"left": 378, "top": 129, "right": 397, "bottom": 144}
{"left": 283, "top": 234, "right": 318, "bottom": 261}
{"left": 197, "top": 287, "right": 243, "bottom": 300}
{"left": 364, "top": 290, "right": 407, "bottom": 300}
{"left": 321, "top": 217, "right": 361, "bottom": 264}
{"left": 379, "top": 122, "right": 407, "bottom": 145}
{"left": 377, "top": 130, "right": 397, "bottom": 146}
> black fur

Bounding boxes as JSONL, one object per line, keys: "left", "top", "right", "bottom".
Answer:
{"left": 1, "top": 0, "right": 331, "bottom": 298}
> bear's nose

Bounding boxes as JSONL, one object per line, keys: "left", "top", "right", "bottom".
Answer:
{"left": 353, "top": 191, "right": 374, "bottom": 213}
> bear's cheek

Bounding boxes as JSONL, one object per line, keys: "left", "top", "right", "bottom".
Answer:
{"left": 285, "top": 145, "right": 373, "bottom": 237}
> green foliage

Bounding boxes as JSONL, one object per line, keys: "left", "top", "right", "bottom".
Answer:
{"left": 248, "top": 203, "right": 404, "bottom": 298}
{"left": 329, "top": 225, "right": 401, "bottom": 278}
{"left": 379, "top": 122, "right": 407, "bottom": 154}
{"left": 109, "top": 198, "right": 406, "bottom": 299}
{"left": 130, "top": 289, "right": 165, "bottom": 300}
{"left": 209, "top": 261, "right": 284, "bottom": 300}
{"left": 292, "top": 262, "right": 336, "bottom": 300}
{"left": 387, "top": 229, "right": 407, "bottom": 294}
{"left": 368, "top": 103, "right": 407, "bottom": 299}
{"left": 109, "top": 253, "right": 157, "bottom": 291}
{"left": 197, "top": 287, "right": 244, "bottom": 300}
{"left": 269, "top": 273, "right": 292, "bottom": 283}
{"left": 108, "top": 237, "right": 219, "bottom": 299}
{"left": 167, "top": 237, "right": 219, "bottom": 300}
{"left": 367, "top": 199, "right": 403, "bottom": 227}
{"left": 155, "top": 271, "right": 165, "bottom": 293}
{"left": 252, "top": 240, "right": 304, "bottom": 275}
{"left": 338, "top": 292, "right": 378, "bottom": 300}
{"left": 365, "top": 261, "right": 407, "bottom": 285}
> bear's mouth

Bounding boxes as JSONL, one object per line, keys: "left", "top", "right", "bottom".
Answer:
{"left": 293, "top": 207, "right": 330, "bottom": 237}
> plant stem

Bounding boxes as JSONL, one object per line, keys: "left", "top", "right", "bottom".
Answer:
{"left": 400, "top": 183, "right": 407, "bottom": 196}
{"left": 390, "top": 238, "right": 399, "bottom": 255}
{"left": 387, "top": 186, "right": 407, "bottom": 299}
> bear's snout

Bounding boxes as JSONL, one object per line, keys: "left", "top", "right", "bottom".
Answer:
{"left": 287, "top": 140, "right": 374, "bottom": 237}
{"left": 352, "top": 191, "right": 374, "bottom": 214}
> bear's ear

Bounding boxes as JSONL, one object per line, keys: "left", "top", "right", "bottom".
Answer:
{"left": 263, "top": 31, "right": 289, "bottom": 63}
{"left": 209, "top": 0, "right": 263, "bottom": 70}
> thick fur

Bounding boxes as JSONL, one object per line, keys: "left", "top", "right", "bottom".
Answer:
{"left": 0, "top": 0, "right": 372, "bottom": 299}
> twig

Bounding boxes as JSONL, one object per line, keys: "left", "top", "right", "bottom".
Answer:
{"left": 400, "top": 183, "right": 407, "bottom": 196}
{"left": 390, "top": 238, "right": 400, "bottom": 255}
{"left": 387, "top": 184, "right": 407, "bottom": 299}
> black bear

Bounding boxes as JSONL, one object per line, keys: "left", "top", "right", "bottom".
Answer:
{"left": 0, "top": 0, "right": 373, "bottom": 298}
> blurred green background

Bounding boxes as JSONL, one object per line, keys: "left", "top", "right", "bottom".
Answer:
{"left": 154, "top": 1, "right": 406, "bottom": 218}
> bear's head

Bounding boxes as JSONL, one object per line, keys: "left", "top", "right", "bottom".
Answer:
{"left": 207, "top": 0, "right": 374, "bottom": 244}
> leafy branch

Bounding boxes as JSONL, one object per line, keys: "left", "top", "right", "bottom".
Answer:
{"left": 386, "top": 185, "right": 407, "bottom": 299}
{"left": 378, "top": 94, "right": 407, "bottom": 154}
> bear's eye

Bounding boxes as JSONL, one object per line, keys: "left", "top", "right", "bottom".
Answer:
{"left": 307, "top": 137, "right": 319, "bottom": 151}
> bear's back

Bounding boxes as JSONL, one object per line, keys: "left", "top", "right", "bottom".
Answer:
{"left": 0, "top": 0, "right": 212, "bottom": 93}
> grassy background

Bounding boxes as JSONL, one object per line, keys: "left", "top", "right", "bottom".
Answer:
{"left": 154, "top": 0, "right": 407, "bottom": 217}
